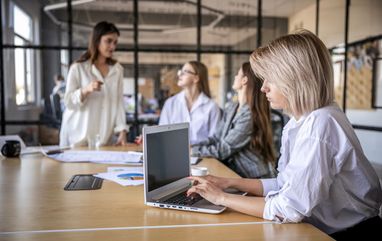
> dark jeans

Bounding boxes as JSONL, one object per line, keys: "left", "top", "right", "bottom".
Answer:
{"left": 330, "top": 216, "right": 382, "bottom": 241}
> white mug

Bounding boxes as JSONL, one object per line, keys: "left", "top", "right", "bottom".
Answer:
{"left": 191, "top": 167, "right": 208, "bottom": 176}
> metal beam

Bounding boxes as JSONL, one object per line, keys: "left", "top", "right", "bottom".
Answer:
{"left": 197, "top": 0, "right": 201, "bottom": 61}
{"left": 257, "top": 0, "right": 262, "bottom": 48}
{"left": 316, "top": 0, "right": 320, "bottom": 35}
{"left": 342, "top": 0, "right": 350, "bottom": 112}
{"left": 133, "top": 0, "right": 139, "bottom": 135}
{"left": 67, "top": 0, "right": 73, "bottom": 63}
{"left": 0, "top": 0, "right": 5, "bottom": 134}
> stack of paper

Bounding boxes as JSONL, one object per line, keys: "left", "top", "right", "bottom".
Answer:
{"left": 94, "top": 166, "right": 144, "bottom": 186}
{"left": 48, "top": 150, "right": 143, "bottom": 164}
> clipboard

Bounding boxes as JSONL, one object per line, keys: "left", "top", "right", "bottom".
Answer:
{"left": 64, "top": 174, "right": 103, "bottom": 191}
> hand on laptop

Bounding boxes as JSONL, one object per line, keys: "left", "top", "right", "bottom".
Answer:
{"left": 202, "top": 175, "right": 232, "bottom": 190}
{"left": 187, "top": 176, "right": 227, "bottom": 206}
{"left": 134, "top": 135, "right": 143, "bottom": 145}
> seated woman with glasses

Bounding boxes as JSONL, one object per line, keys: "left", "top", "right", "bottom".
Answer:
{"left": 191, "top": 62, "right": 276, "bottom": 178}
{"left": 159, "top": 61, "right": 221, "bottom": 145}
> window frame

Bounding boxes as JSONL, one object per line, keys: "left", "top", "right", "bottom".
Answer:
{"left": 12, "top": 3, "right": 36, "bottom": 106}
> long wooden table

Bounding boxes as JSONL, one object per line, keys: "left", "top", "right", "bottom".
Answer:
{"left": 0, "top": 145, "right": 333, "bottom": 241}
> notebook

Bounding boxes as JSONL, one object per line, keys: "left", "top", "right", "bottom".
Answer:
{"left": 143, "top": 122, "right": 229, "bottom": 214}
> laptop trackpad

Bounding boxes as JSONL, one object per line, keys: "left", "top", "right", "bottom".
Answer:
{"left": 193, "top": 199, "right": 225, "bottom": 210}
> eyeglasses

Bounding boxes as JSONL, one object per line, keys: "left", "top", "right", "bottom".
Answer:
{"left": 177, "top": 69, "right": 197, "bottom": 77}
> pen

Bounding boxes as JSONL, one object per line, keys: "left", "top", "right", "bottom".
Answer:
{"left": 46, "top": 147, "right": 70, "bottom": 155}
{"left": 46, "top": 149, "right": 64, "bottom": 155}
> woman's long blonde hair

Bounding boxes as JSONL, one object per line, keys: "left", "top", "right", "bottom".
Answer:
{"left": 250, "top": 29, "right": 334, "bottom": 116}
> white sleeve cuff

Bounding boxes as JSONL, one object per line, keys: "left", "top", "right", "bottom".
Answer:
{"left": 73, "top": 89, "right": 84, "bottom": 106}
{"left": 264, "top": 192, "right": 304, "bottom": 224}
{"left": 263, "top": 196, "right": 284, "bottom": 223}
{"left": 260, "top": 178, "right": 278, "bottom": 196}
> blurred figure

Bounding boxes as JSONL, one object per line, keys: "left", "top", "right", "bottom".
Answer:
{"left": 191, "top": 62, "right": 275, "bottom": 178}
{"left": 51, "top": 74, "right": 66, "bottom": 113}
{"left": 60, "top": 21, "right": 128, "bottom": 147}
{"left": 52, "top": 74, "right": 66, "bottom": 98}
{"left": 159, "top": 61, "right": 221, "bottom": 145}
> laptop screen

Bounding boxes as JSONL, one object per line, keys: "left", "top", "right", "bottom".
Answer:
{"left": 146, "top": 127, "right": 189, "bottom": 192}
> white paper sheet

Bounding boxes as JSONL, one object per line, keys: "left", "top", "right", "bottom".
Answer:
{"left": 107, "top": 166, "right": 143, "bottom": 173}
{"left": 94, "top": 170, "right": 144, "bottom": 186}
{"left": 190, "top": 156, "right": 202, "bottom": 165}
{"left": 22, "top": 145, "right": 70, "bottom": 155}
{"left": 48, "top": 150, "right": 143, "bottom": 164}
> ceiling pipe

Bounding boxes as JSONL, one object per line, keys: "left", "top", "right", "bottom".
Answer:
{"left": 43, "top": 0, "right": 96, "bottom": 25}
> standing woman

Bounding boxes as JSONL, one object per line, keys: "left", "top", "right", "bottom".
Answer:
{"left": 191, "top": 62, "right": 275, "bottom": 178}
{"left": 187, "top": 30, "right": 382, "bottom": 240}
{"left": 60, "top": 21, "right": 128, "bottom": 147}
{"left": 159, "top": 61, "right": 221, "bottom": 145}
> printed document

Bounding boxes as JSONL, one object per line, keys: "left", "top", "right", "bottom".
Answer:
{"left": 48, "top": 150, "right": 143, "bottom": 164}
{"left": 94, "top": 166, "right": 144, "bottom": 186}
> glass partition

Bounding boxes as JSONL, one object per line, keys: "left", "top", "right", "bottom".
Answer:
{"left": 138, "top": 1, "right": 197, "bottom": 50}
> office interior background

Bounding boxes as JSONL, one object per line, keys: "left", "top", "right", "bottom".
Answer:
{"left": 0, "top": 0, "right": 381, "bottom": 174}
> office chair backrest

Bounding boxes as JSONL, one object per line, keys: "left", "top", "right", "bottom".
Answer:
{"left": 50, "top": 93, "right": 62, "bottom": 121}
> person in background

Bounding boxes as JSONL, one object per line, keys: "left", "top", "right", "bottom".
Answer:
{"left": 60, "top": 21, "right": 128, "bottom": 147}
{"left": 52, "top": 74, "right": 66, "bottom": 98}
{"left": 52, "top": 74, "right": 66, "bottom": 112}
{"left": 187, "top": 30, "right": 382, "bottom": 240}
{"left": 159, "top": 61, "right": 221, "bottom": 145}
{"left": 191, "top": 62, "right": 275, "bottom": 178}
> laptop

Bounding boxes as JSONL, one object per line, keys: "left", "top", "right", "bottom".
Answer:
{"left": 143, "top": 122, "right": 229, "bottom": 214}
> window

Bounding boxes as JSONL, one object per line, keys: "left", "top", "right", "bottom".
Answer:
{"left": 13, "top": 5, "right": 35, "bottom": 105}
{"left": 60, "top": 49, "right": 69, "bottom": 79}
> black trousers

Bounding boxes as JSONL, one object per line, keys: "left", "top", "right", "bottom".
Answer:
{"left": 330, "top": 216, "right": 382, "bottom": 241}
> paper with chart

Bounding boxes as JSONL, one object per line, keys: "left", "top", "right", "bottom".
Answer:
{"left": 48, "top": 150, "right": 143, "bottom": 164}
{"left": 94, "top": 166, "right": 144, "bottom": 186}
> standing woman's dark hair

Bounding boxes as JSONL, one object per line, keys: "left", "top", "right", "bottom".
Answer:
{"left": 77, "top": 21, "right": 120, "bottom": 65}
{"left": 188, "top": 61, "right": 211, "bottom": 98}
{"left": 242, "top": 62, "right": 275, "bottom": 166}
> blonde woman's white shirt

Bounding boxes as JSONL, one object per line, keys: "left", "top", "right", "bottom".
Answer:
{"left": 159, "top": 90, "right": 221, "bottom": 145}
{"left": 60, "top": 60, "right": 128, "bottom": 147}
{"left": 260, "top": 103, "right": 382, "bottom": 234}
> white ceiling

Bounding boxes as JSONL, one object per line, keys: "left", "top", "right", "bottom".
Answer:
{"left": 45, "top": 0, "right": 316, "bottom": 46}
{"left": 71, "top": 0, "right": 315, "bottom": 17}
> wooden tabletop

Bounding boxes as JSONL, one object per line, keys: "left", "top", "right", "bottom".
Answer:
{"left": 0, "top": 145, "right": 333, "bottom": 241}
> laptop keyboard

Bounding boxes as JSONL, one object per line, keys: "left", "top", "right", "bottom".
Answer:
{"left": 163, "top": 192, "right": 203, "bottom": 206}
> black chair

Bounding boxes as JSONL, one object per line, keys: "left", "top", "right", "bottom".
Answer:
{"left": 50, "top": 93, "right": 62, "bottom": 124}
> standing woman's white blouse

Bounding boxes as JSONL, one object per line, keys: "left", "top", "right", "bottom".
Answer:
{"left": 159, "top": 90, "right": 221, "bottom": 145}
{"left": 60, "top": 60, "right": 128, "bottom": 147}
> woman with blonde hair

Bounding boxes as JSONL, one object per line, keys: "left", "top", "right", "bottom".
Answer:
{"left": 159, "top": 61, "right": 221, "bottom": 145}
{"left": 191, "top": 62, "right": 275, "bottom": 178}
{"left": 60, "top": 21, "right": 128, "bottom": 147}
{"left": 187, "top": 30, "right": 382, "bottom": 240}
